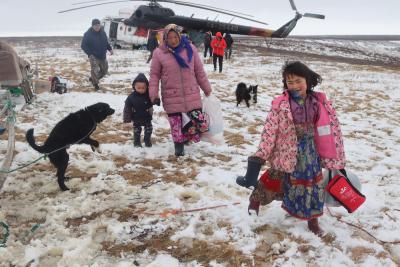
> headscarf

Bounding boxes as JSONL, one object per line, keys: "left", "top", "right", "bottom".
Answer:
{"left": 163, "top": 24, "right": 193, "bottom": 68}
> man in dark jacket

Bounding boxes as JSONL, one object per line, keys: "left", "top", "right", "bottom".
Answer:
{"left": 224, "top": 33, "right": 234, "bottom": 60}
{"left": 81, "top": 18, "right": 113, "bottom": 90}
{"left": 203, "top": 31, "right": 212, "bottom": 58}
{"left": 146, "top": 31, "right": 159, "bottom": 63}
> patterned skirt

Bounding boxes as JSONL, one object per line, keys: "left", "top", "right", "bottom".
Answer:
{"left": 167, "top": 109, "right": 209, "bottom": 143}
{"left": 281, "top": 124, "right": 325, "bottom": 220}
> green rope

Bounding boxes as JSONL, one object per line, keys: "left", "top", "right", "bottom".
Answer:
{"left": 8, "top": 87, "right": 23, "bottom": 96}
{"left": 0, "top": 221, "right": 10, "bottom": 248}
{"left": 0, "top": 154, "right": 48, "bottom": 174}
{"left": 20, "top": 224, "right": 41, "bottom": 243}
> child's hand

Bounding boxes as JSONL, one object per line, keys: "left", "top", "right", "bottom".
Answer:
{"left": 122, "top": 123, "right": 131, "bottom": 131}
{"left": 153, "top": 98, "right": 161, "bottom": 106}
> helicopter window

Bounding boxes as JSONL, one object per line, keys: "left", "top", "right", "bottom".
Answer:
{"left": 120, "top": 26, "right": 123, "bottom": 30}
{"left": 135, "top": 10, "right": 142, "bottom": 18}
{"left": 128, "top": 27, "right": 131, "bottom": 32}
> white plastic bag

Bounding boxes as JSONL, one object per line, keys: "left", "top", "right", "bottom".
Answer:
{"left": 202, "top": 95, "right": 223, "bottom": 135}
{"left": 322, "top": 169, "right": 362, "bottom": 207}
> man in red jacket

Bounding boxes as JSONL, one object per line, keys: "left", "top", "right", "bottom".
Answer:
{"left": 210, "top": 32, "right": 227, "bottom": 73}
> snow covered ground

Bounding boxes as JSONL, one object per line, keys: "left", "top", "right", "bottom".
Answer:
{"left": 0, "top": 37, "right": 400, "bottom": 267}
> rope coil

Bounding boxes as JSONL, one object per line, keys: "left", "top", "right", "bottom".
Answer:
{"left": 0, "top": 221, "right": 10, "bottom": 248}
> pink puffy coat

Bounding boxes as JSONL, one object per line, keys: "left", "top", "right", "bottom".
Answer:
{"left": 149, "top": 43, "right": 212, "bottom": 114}
{"left": 254, "top": 91, "right": 346, "bottom": 172}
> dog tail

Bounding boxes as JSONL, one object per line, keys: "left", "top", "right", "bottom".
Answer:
{"left": 26, "top": 128, "right": 48, "bottom": 154}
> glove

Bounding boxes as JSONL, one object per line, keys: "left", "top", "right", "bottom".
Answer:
{"left": 236, "top": 156, "right": 262, "bottom": 189}
{"left": 153, "top": 98, "right": 161, "bottom": 106}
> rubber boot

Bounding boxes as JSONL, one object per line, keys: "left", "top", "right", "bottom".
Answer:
{"left": 133, "top": 126, "right": 142, "bottom": 147}
{"left": 144, "top": 123, "right": 153, "bottom": 147}
{"left": 236, "top": 156, "right": 262, "bottom": 189}
{"left": 174, "top": 142, "right": 184, "bottom": 157}
{"left": 308, "top": 218, "right": 323, "bottom": 236}
{"left": 144, "top": 133, "right": 152, "bottom": 147}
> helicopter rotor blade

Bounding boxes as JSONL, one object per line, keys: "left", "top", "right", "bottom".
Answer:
{"left": 72, "top": 0, "right": 111, "bottom": 5}
{"left": 72, "top": 0, "right": 255, "bottom": 18}
{"left": 303, "top": 13, "right": 325, "bottom": 19}
{"left": 158, "top": 0, "right": 268, "bottom": 25}
{"left": 171, "top": 1, "right": 255, "bottom": 18}
{"left": 289, "top": 0, "right": 297, "bottom": 12}
{"left": 59, "top": 0, "right": 141, "bottom": 13}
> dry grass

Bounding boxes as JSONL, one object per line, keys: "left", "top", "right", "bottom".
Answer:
{"left": 247, "top": 125, "right": 260, "bottom": 135}
{"left": 348, "top": 246, "right": 376, "bottom": 263}
{"left": 224, "top": 130, "right": 252, "bottom": 147}
{"left": 163, "top": 167, "right": 199, "bottom": 184}
{"left": 135, "top": 158, "right": 165, "bottom": 170}
{"left": 112, "top": 155, "right": 132, "bottom": 168}
{"left": 119, "top": 168, "right": 157, "bottom": 186}
{"left": 215, "top": 153, "right": 232, "bottom": 162}
{"left": 66, "top": 166, "right": 98, "bottom": 181}
{"left": 101, "top": 227, "right": 254, "bottom": 266}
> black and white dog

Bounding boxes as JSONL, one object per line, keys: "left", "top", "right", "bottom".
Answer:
{"left": 235, "top": 83, "right": 258, "bottom": 107}
{"left": 26, "top": 102, "right": 115, "bottom": 191}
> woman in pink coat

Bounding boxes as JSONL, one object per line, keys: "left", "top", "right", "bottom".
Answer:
{"left": 149, "top": 24, "right": 212, "bottom": 156}
{"left": 236, "top": 61, "right": 346, "bottom": 236}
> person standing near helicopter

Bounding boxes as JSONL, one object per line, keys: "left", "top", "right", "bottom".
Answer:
{"left": 146, "top": 31, "right": 159, "bottom": 63}
{"left": 81, "top": 18, "right": 113, "bottom": 91}
{"left": 211, "top": 32, "right": 227, "bottom": 73}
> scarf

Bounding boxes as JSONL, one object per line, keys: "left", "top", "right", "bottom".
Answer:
{"left": 289, "top": 90, "right": 320, "bottom": 124}
{"left": 167, "top": 35, "right": 193, "bottom": 68}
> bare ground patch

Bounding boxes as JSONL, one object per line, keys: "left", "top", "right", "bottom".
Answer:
{"left": 224, "top": 130, "right": 252, "bottom": 147}
{"left": 101, "top": 228, "right": 254, "bottom": 266}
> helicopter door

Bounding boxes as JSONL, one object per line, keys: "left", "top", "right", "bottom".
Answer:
{"left": 110, "top": 22, "right": 118, "bottom": 39}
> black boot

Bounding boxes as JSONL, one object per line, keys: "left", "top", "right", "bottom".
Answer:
{"left": 308, "top": 218, "right": 323, "bottom": 236}
{"left": 144, "top": 135, "right": 152, "bottom": 147}
{"left": 133, "top": 126, "right": 142, "bottom": 147}
{"left": 144, "top": 123, "right": 153, "bottom": 147}
{"left": 174, "top": 142, "right": 184, "bottom": 157}
{"left": 236, "top": 156, "right": 263, "bottom": 189}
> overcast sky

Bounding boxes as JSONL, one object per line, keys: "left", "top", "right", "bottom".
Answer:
{"left": 0, "top": 0, "right": 399, "bottom": 37}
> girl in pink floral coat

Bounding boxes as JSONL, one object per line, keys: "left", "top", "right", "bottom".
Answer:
{"left": 236, "top": 61, "right": 346, "bottom": 235}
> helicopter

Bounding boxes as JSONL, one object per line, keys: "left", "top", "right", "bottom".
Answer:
{"left": 59, "top": 0, "right": 325, "bottom": 47}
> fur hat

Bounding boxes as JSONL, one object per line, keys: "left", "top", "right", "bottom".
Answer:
{"left": 132, "top": 73, "right": 149, "bottom": 88}
{"left": 92, "top": 19, "right": 101, "bottom": 26}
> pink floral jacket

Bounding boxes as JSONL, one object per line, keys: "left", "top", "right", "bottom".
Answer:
{"left": 254, "top": 91, "right": 346, "bottom": 172}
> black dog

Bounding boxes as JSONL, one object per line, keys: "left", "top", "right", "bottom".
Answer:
{"left": 236, "top": 83, "right": 258, "bottom": 107}
{"left": 248, "top": 85, "right": 258, "bottom": 104}
{"left": 26, "top": 102, "right": 115, "bottom": 191}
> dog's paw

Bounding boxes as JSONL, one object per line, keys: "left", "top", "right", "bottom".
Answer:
{"left": 95, "top": 144, "right": 102, "bottom": 153}
{"left": 91, "top": 144, "right": 102, "bottom": 153}
{"left": 60, "top": 185, "right": 70, "bottom": 191}
{"left": 92, "top": 140, "right": 100, "bottom": 147}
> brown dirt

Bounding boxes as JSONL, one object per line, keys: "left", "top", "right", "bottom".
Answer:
{"left": 348, "top": 246, "right": 376, "bottom": 263}
{"left": 224, "top": 130, "right": 252, "bottom": 147}
{"left": 101, "top": 228, "right": 254, "bottom": 266}
{"left": 119, "top": 168, "right": 157, "bottom": 186}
